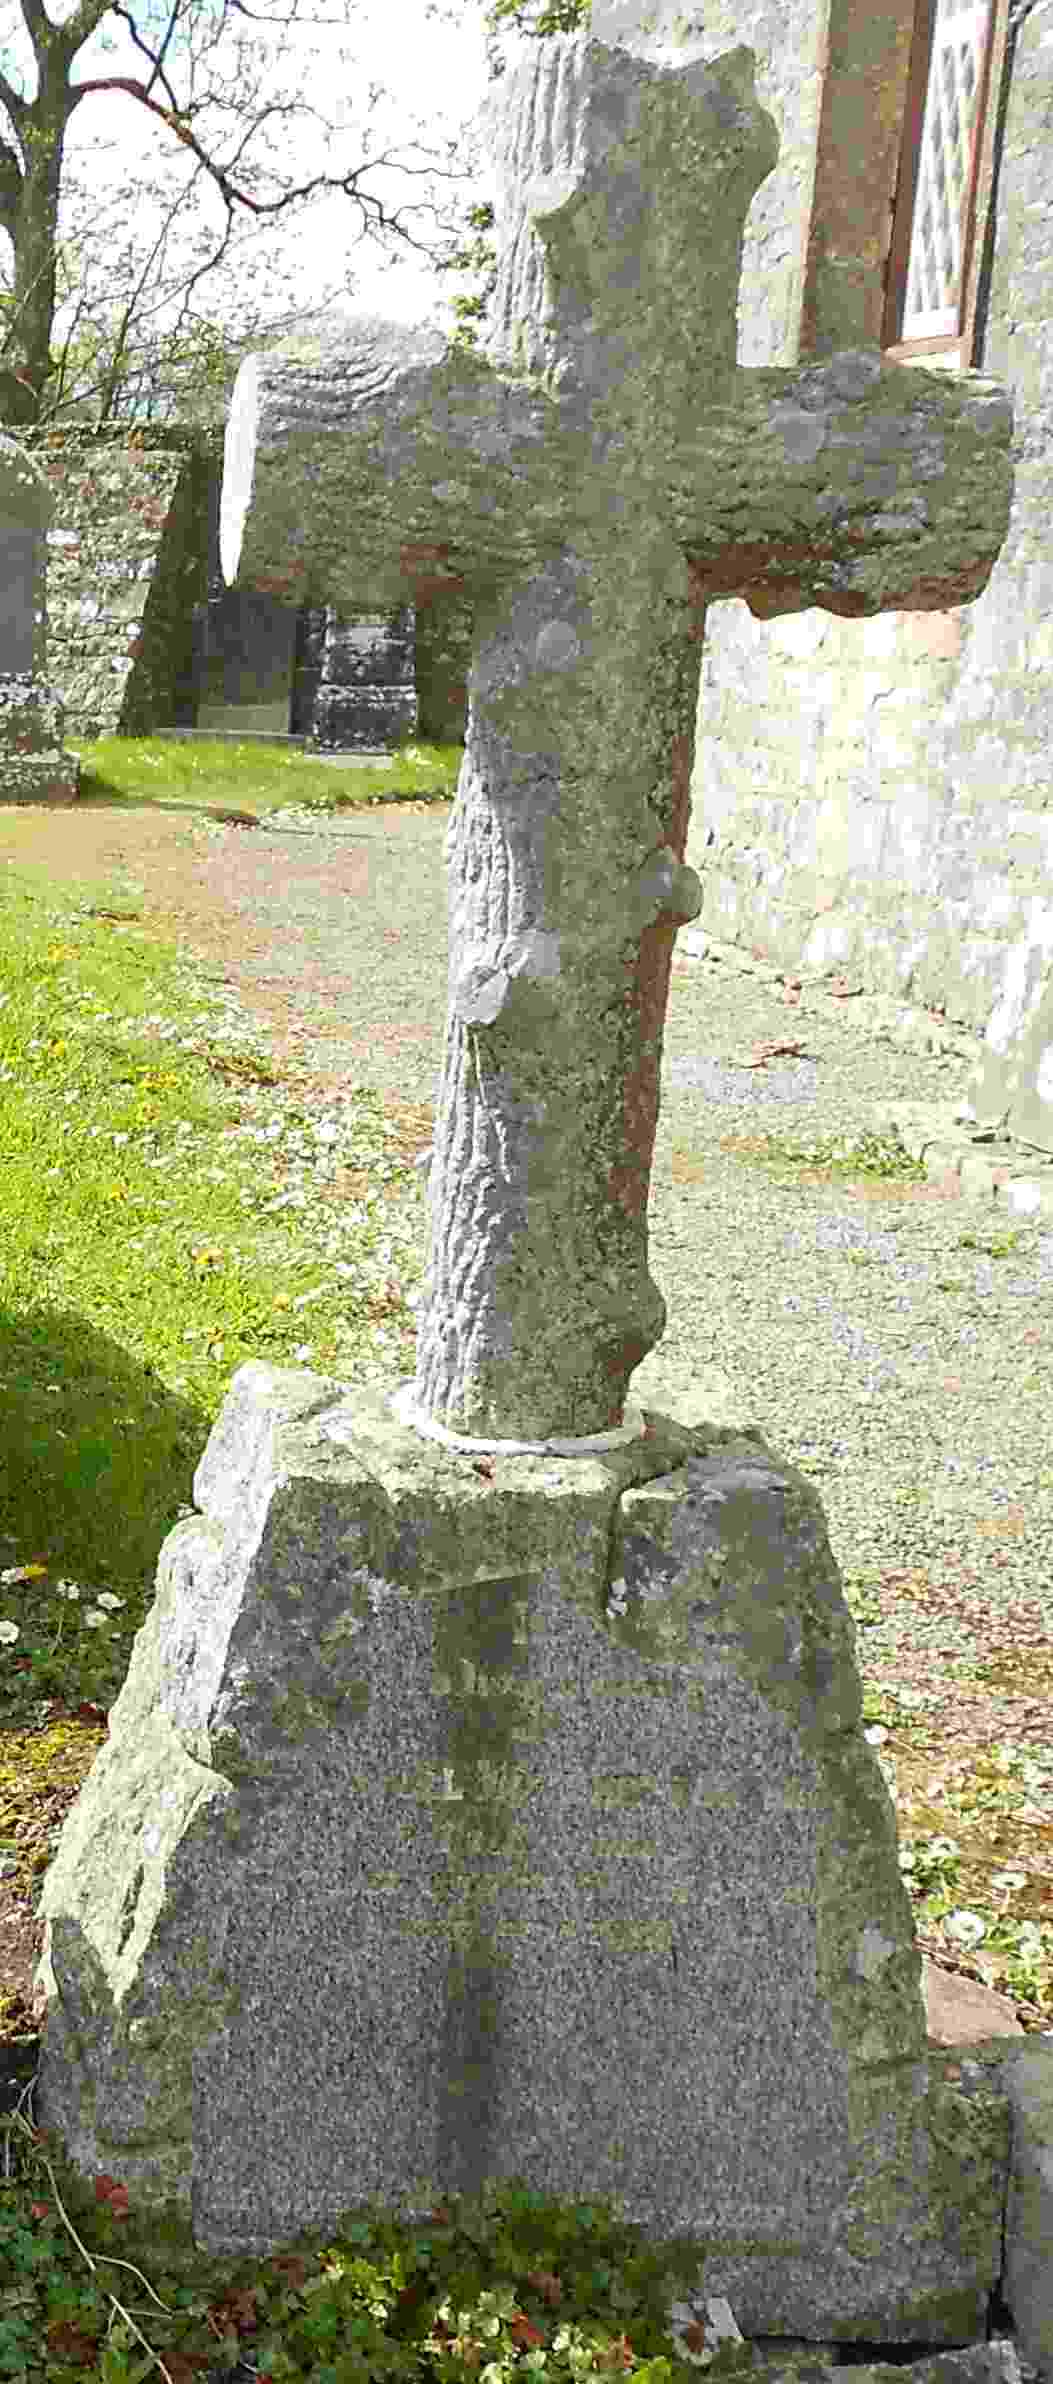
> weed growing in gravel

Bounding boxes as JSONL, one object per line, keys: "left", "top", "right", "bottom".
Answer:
{"left": 958, "top": 1230, "right": 1025, "bottom": 1260}
{"left": 720, "top": 1128, "right": 926, "bottom": 1182}
{"left": 858, "top": 1663, "right": 1052, "bottom": 2012}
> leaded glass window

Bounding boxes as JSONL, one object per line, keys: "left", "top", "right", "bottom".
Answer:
{"left": 903, "top": 1, "right": 992, "bottom": 336}
{"left": 884, "top": 0, "right": 1003, "bottom": 366}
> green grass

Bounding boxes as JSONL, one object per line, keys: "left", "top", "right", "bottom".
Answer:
{"left": 69, "top": 732, "right": 462, "bottom": 817}
{"left": 0, "top": 733, "right": 464, "bottom": 1727}
{"left": 0, "top": 735, "right": 720, "bottom": 2384}
{"left": 0, "top": 736, "right": 1048, "bottom": 2380}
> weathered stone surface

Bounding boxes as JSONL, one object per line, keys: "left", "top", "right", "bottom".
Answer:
{"left": 0, "top": 435, "right": 49, "bottom": 679}
{"left": 1000, "top": 2043, "right": 1053, "bottom": 2382}
{"left": 911, "top": 2037, "right": 1053, "bottom": 2384}
{"left": 741, "top": 2350, "right": 1026, "bottom": 2384}
{"left": 29, "top": 431, "right": 210, "bottom": 739}
{"left": 220, "top": 32, "right": 1011, "bottom": 1447}
{"left": 658, "top": 2340, "right": 1030, "bottom": 2384}
{"left": 0, "top": 436, "right": 78, "bottom": 804}
{"left": 415, "top": 595, "right": 471, "bottom": 744}
{"left": 35, "top": 1363, "right": 1009, "bottom": 2335}
{"left": 594, "top": 0, "right": 833, "bottom": 376}
{"left": 0, "top": 678, "right": 78, "bottom": 806}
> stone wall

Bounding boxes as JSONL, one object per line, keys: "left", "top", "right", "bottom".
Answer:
{"left": 25, "top": 429, "right": 214, "bottom": 739}
{"left": 416, "top": 597, "right": 472, "bottom": 745}
{"left": 21, "top": 427, "right": 470, "bottom": 748}
{"left": 684, "top": 3, "right": 1053, "bottom": 1039}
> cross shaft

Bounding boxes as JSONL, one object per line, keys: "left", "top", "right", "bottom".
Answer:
{"left": 221, "top": 35, "right": 1012, "bottom": 1444}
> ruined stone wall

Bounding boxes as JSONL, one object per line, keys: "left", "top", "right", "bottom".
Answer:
{"left": 24, "top": 429, "right": 214, "bottom": 737}
{"left": 685, "top": 4, "right": 1053, "bottom": 1036}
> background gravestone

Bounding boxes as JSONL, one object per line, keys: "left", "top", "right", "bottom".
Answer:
{"left": 192, "top": 592, "right": 430, "bottom": 748}
{"left": 33, "top": 26, "right": 1029, "bottom": 2354}
{"left": 0, "top": 436, "right": 78, "bottom": 804}
{"left": 307, "top": 604, "right": 418, "bottom": 750}
{"left": 194, "top": 583, "right": 300, "bottom": 737}
{"left": 189, "top": 440, "right": 469, "bottom": 749}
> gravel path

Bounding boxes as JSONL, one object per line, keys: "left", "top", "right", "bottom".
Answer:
{"left": 173, "top": 802, "right": 1053, "bottom": 2009}
{"left": 24, "top": 788, "right": 1044, "bottom": 1770}
{"left": 189, "top": 803, "right": 1053, "bottom": 1707}
{"left": 645, "top": 954, "right": 1053, "bottom": 1692}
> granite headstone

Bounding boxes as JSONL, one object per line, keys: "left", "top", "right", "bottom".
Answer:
{"left": 0, "top": 436, "right": 78, "bottom": 804}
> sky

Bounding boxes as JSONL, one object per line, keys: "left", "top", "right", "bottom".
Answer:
{"left": 232, "top": 0, "right": 498, "bottom": 327}
{"left": 0, "top": 0, "right": 499, "bottom": 360}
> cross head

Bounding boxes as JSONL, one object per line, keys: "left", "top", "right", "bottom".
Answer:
{"left": 221, "top": 32, "right": 1012, "bottom": 1447}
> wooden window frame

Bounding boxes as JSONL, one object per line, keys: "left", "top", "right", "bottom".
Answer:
{"left": 882, "top": 0, "right": 1009, "bottom": 369}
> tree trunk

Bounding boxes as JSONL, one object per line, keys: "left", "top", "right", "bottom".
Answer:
{"left": 2, "top": 68, "right": 74, "bottom": 427}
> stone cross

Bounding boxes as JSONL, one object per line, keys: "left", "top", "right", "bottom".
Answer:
{"left": 33, "top": 54, "right": 1023, "bottom": 2296}
{"left": 221, "top": 32, "right": 1011, "bottom": 1449}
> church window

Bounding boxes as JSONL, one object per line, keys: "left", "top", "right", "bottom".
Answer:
{"left": 883, "top": 0, "right": 1004, "bottom": 367}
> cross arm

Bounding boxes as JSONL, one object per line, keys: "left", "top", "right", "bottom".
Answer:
{"left": 220, "top": 318, "right": 578, "bottom": 612}
{"left": 674, "top": 349, "right": 1013, "bottom": 619}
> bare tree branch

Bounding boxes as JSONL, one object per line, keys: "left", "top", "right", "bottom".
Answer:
{"left": 16, "top": 0, "right": 52, "bottom": 54}
{"left": 68, "top": 69, "right": 471, "bottom": 242}
{"left": 52, "top": 0, "right": 125, "bottom": 65}
{"left": 109, "top": 0, "right": 186, "bottom": 111}
{"left": 90, "top": 166, "right": 207, "bottom": 418}
{"left": 67, "top": 72, "right": 216, "bottom": 160}
{"left": 0, "top": 0, "right": 484, "bottom": 428}
{"left": 0, "top": 138, "right": 22, "bottom": 241}
{"left": 0, "top": 69, "right": 29, "bottom": 134}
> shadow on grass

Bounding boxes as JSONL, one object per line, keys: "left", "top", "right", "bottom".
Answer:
{"left": 0, "top": 1299, "right": 212, "bottom": 1710}
{"left": 54, "top": 783, "right": 238, "bottom": 813}
{"left": 71, "top": 778, "right": 456, "bottom": 815}
{"left": 69, "top": 779, "right": 455, "bottom": 817}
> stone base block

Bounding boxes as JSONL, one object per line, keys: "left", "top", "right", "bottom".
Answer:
{"left": 35, "top": 1365, "right": 1010, "bottom": 2338}
{"left": 989, "top": 2042, "right": 1053, "bottom": 2381}
{"left": 0, "top": 675, "right": 79, "bottom": 803}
